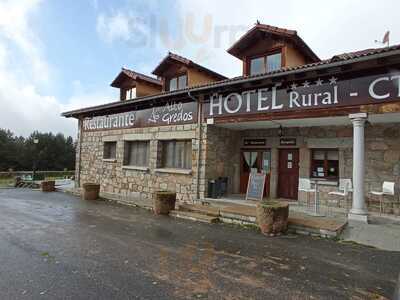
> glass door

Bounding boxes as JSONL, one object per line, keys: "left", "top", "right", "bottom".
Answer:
{"left": 240, "top": 150, "right": 271, "bottom": 198}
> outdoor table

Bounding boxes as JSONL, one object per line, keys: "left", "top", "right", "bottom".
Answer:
{"left": 310, "top": 179, "right": 325, "bottom": 217}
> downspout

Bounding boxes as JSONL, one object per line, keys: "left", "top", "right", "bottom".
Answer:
{"left": 76, "top": 117, "right": 83, "bottom": 189}
{"left": 188, "top": 90, "right": 203, "bottom": 202}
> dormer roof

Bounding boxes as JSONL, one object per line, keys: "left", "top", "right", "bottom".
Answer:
{"left": 227, "top": 23, "right": 320, "bottom": 63}
{"left": 111, "top": 68, "right": 162, "bottom": 88}
{"left": 152, "top": 52, "right": 227, "bottom": 80}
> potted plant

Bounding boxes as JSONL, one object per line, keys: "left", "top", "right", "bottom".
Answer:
{"left": 256, "top": 200, "right": 289, "bottom": 236}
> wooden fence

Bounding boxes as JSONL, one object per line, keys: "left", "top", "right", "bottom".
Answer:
{"left": 0, "top": 170, "right": 75, "bottom": 179}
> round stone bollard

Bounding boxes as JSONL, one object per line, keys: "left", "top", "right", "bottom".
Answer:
{"left": 82, "top": 183, "right": 100, "bottom": 200}
{"left": 41, "top": 180, "right": 55, "bottom": 192}
{"left": 153, "top": 191, "right": 176, "bottom": 215}
{"left": 256, "top": 201, "right": 289, "bottom": 236}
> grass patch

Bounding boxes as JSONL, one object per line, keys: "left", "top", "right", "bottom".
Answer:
{"left": 0, "top": 178, "right": 13, "bottom": 187}
{"left": 45, "top": 176, "right": 67, "bottom": 180}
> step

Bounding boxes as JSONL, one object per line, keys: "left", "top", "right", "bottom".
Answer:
{"left": 288, "top": 211, "right": 347, "bottom": 238}
{"left": 169, "top": 210, "right": 219, "bottom": 223}
{"left": 219, "top": 205, "right": 257, "bottom": 225}
{"left": 179, "top": 203, "right": 220, "bottom": 217}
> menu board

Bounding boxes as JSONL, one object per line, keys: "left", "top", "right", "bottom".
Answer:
{"left": 246, "top": 172, "right": 266, "bottom": 201}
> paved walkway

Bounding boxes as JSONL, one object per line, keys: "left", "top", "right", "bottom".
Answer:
{"left": 0, "top": 189, "right": 399, "bottom": 299}
{"left": 341, "top": 216, "right": 400, "bottom": 251}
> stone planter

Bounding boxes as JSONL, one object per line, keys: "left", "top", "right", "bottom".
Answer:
{"left": 41, "top": 180, "right": 55, "bottom": 192}
{"left": 82, "top": 183, "right": 100, "bottom": 200}
{"left": 153, "top": 191, "right": 176, "bottom": 215}
{"left": 256, "top": 201, "right": 289, "bottom": 236}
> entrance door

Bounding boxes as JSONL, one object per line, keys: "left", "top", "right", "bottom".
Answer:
{"left": 278, "top": 149, "right": 299, "bottom": 200}
{"left": 240, "top": 150, "right": 271, "bottom": 198}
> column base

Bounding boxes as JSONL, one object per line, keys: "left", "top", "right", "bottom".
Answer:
{"left": 348, "top": 211, "right": 369, "bottom": 223}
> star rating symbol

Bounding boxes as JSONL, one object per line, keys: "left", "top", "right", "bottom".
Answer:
{"left": 315, "top": 78, "right": 323, "bottom": 86}
{"left": 302, "top": 81, "right": 310, "bottom": 88}
{"left": 329, "top": 76, "right": 338, "bottom": 85}
{"left": 290, "top": 83, "right": 297, "bottom": 90}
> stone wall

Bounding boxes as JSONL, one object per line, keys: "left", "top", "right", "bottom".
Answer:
{"left": 77, "top": 119, "right": 400, "bottom": 214}
{"left": 202, "top": 123, "right": 400, "bottom": 213}
{"left": 201, "top": 125, "right": 241, "bottom": 197}
{"left": 78, "top": 124, "right": 200, "bottom": 207}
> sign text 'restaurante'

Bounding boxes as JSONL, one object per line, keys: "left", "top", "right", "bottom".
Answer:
{"left": 83, "top": 112, "right": 135, "bottom": 131}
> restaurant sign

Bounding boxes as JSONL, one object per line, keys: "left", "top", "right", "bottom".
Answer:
{"left": 244, "top": 138, "right": 266, "bottom": 146}
{"left": 204, "top": 72, "right": 400, "bottom": 117}
{"left": 83, "top": 101, "right": 197, "bottom": 131}
{"left": 280, "top": 138, "right": 296, "bottom": 146}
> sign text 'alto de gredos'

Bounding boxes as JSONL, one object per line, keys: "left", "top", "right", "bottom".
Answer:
{"left": 204, "top": 72, "right": 400, "bottom": 117}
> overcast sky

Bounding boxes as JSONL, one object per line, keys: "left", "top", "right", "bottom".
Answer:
{"left": 0, "top": 0, "right": 399, "bottom": 138}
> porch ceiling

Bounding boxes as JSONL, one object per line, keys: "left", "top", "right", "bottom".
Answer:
{"left": 214, "top": 112, "right": 400, "bottom": 130}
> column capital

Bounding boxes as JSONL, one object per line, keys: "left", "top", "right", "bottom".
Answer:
{"left": 349, "top": 112, "right": 368, "bottom": 120}
{"left": 349, "top": 113, "right": 368, "bottom": 126}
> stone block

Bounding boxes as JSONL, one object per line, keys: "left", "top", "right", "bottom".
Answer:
{"left": 369, "top": 141, "right": 389, "bottom": 151}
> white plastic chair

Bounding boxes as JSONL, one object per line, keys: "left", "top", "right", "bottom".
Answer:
{"left": 298, "top": 178, "right": 316, "bottom": 208}
{"left": 328, "top": 179, "right": 352, "bottom": 212}
{"left": 370, "top": 181, "right": 395, "bottom": 214}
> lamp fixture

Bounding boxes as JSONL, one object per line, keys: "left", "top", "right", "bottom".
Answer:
{"left": 278, "top": 125, "right": 284, "bottom": 137}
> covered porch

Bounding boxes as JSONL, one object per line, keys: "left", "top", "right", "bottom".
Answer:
{"left": 201, "top": 112, "right": 400, "bottom": 222}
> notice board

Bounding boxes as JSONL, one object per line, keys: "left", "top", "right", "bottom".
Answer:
{"left": 245, "top": 172, "right": 266, "bottom": 201}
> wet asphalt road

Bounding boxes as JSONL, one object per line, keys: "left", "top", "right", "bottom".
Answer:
{"left": 0, "top": 189, "right": 399, "bottom": 300}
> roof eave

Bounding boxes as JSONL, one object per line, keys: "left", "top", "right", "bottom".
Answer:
{"left": 62, "top": 48, "right": 400, "bottom": 118}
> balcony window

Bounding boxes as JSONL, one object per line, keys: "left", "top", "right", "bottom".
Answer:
{"left": 125, "top": 87, "right": 136, "bottom": 100}
{"left": 266, "top": 53, "right": 282, "bottom": 72}
{"left": 249, "top": 52, "right": 282, "bottom": 75}
{"left": 168, "top": 74, "right": 187, "bottom": 91}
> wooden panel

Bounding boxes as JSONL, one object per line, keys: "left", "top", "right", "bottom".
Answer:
{"left": 136, "top": 81, "right": 162, "bottom": 97}
{"left": 239, "top": 37, "right": 284, "bottom": 60}
{"left": 285, "top": 43, "right": 308, "bottom": 68}
{"left": 278, "top": 149, "right": 299, "bottom": 200}
{"left": 188, "top": 68, "right": 221, "bottom": 87}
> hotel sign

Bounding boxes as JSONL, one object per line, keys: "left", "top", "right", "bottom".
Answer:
{"left": 204, "top": 72, "right": 400, "bottom": 117}
{"left": 83, "top": 101, "right": 197, "bottom": 131}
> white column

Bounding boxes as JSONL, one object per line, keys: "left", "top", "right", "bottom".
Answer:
{"left": 348, "top": 113, "right": 368, "bottom": 223}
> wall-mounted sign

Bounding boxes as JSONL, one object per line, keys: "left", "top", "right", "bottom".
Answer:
{"left": 83, "top": 101, "right": 197, "bottom": 131}
{"left": 280, "top": 138, "right": 296, "bottom": 146}
{"left": 244, "top": 138, "right": 266, "bottom": 146}
{"left": 203, "top": 72, "right": 400, "bottom": 118}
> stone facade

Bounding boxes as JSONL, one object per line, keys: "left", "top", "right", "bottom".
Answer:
{"left": 202, "top": 123, "right": 400, "bottom": 214}
{"left": 77, "top": 118, "right": 400, "bottom": 215}
{"left": 77, "top": 124, "right": 200, "bottom": 207}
